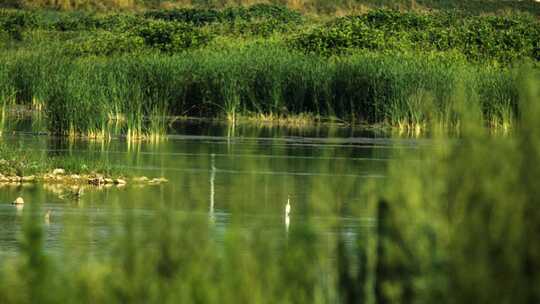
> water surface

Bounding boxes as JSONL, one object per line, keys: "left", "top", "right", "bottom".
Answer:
{"left": 0, "top": 121, "right": 420, "bottom": 256}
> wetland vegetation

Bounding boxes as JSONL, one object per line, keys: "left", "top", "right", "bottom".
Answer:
{"left": 1, "top": 1, "right": 540, "bottom": 303}
{"left": 0, "top": 2, "right": 539, "bottom": 137}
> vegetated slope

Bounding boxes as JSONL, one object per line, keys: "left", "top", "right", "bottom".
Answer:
{"left": 0, "top": 5, "right": 538, "bottom": 136}
{"left": 292, "top": 9, "right": 540, "bottom": 63}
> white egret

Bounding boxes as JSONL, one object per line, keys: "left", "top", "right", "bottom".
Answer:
{"left": 12, "top": 197, "right": 24, "bottom": 205}
{"left": 285, "top": 195, "right": 291, "bottom": 217}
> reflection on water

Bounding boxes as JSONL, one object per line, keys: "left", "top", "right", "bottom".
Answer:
{"left": 0, "top": 121, "right": 412, "bottom": 257}
{"left": 210, "top": 153, "right": 216, "bottom": 224}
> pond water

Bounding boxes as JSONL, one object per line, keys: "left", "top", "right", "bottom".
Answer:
{"left": 0, "top": 121, "right": 421, "bottom": 257}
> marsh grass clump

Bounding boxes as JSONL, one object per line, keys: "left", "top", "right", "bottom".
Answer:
{"left": 0, "top": 142, "right": 119, "bottom": 177}
{"left": 0, "top": 44, "right": 526, "bottom": 136}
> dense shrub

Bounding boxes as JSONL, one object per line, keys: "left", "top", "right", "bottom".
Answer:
{"left": 217, "top": 18, "right": 298, "bottom": 37}
{"left": 414, "top": 0, "right": 540, "bottom": 16}
{"left": 0, "top": 9, "right": 36, "bottom": 28}
{"left": 36, "top": 11, "right": 146, "bottom": 32}
{"left": 291, "top": 9, "right": 540, "bottom": 63}
{"left": 0, "top": 29, "right": 10, "bottom": 46}
{"left": 244, "top": 3, "right": 302, "bottom": 23}
{"left": 0, "top": 9, "right": 36, "bottom": 39}
{"left": 50, "top": 11, "right": 100, "bottom": 31}
{"left": 1, "top": 10, "right": 143, "bottom": 32}
{"left": 144, "top": 7, "right": 222, "bottom": 25}
{"left": 64, "top": 31, "right": 145, "bottom": 56}
{"left": 94, "top": 13, "right": 147, "bottom": 31}
{"left": 0, "top": 9, "right": 212, "bottom": 54}
{"left": 133, "top": 20, "right": 212, "bottom": 52}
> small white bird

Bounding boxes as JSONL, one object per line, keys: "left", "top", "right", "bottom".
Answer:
{"left": 12, "top": 197, "right": 24, "bottom": 205}
{"left": 285, "top": 196, "right": 291, "bottom": 234}
{"left": 285, "top": 196, "right": 291, "bottom": 217}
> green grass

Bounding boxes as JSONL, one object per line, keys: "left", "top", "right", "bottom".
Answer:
{"left": 0, "top": 44, "right": 525, "bottom": 137}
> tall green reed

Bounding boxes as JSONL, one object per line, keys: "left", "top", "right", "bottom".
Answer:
{"left": 0, "top": 44, "right": 526, "bottom": 137}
